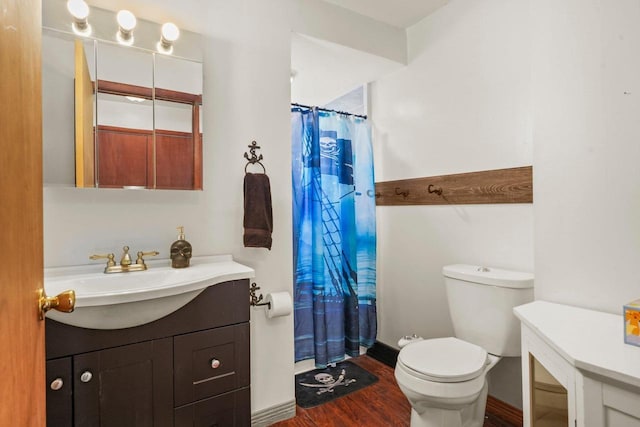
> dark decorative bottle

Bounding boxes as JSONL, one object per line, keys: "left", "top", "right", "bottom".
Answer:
{"left": 170, "top": 226, "right": 192, "bottom": 268}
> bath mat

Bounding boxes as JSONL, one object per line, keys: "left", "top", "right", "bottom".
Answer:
{"left": 295, "top": 360, "right": 379, "bottom": 408}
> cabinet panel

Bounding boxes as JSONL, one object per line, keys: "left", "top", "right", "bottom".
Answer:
{"left": 74, "top": 338, "right": 173, "bottom": 427}
{"left": 603, "top": 383, "right": 640, "bottom": 425}
{"left": 46, "top": 357, "right": 73, "bottom": 426}
{"left": 155, "top": 130, "right": 195, "bottom": 190}
{"left": 96, "top": 126, "right": 151, "bottom": 188}
{"left": 174, "top": 323, "right": 250, "bottom": 407}
{"left": 174, "top": 388, "right": 251, "bottom": 427}
{"left": 605, "top": 409, "right": 640, "bottom": 427}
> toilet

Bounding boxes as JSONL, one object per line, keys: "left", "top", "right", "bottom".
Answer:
{"left": 394, "top": 264, "right": 534, "bottom": 427}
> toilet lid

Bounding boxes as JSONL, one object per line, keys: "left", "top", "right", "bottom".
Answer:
{"left": 398, "top": 337, "right": 488, "bottom": 383}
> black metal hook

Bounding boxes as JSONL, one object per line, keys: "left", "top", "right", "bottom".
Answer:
{"left": 428, "top": 184, "right": 443, "bottom": 196}
{"left": 367, "top": 189, "right": 381, "bottom": 198}
{"left": 249, "top": 282, "right": 271, "bottom": 308}
{"left": 395, "top": 187, "right": 409, "bottom": 198}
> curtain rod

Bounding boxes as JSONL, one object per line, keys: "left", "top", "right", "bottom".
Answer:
{"left": 291, "top": 102, "right": 367, "bottom": 120}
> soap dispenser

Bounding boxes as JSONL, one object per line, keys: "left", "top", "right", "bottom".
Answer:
{"left": 170, "top": 226, "right": 192, "bottom": 268}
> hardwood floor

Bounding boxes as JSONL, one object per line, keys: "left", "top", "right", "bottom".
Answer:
{"left": 270, "top": 355, "right": 518, "bottom": 427}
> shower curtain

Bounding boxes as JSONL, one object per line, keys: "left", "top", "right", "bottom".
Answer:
{"left": 291, "top": 106, "right": 377, "bottom": 367}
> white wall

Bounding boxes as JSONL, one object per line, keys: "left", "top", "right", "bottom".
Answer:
{"left": 291, "top": 33, "right": 402, "bottom": 107}
{"left": 532, "top": 0, "right": 640, "bottom": 314}
{"left": 43, "top": 0, "right": 406, "bottom": 418}
{"left": 290, "top": 0, "right": 407, "bottom": 64}
{"left": 370, "top": 0, "right": 533, "bottom": 408}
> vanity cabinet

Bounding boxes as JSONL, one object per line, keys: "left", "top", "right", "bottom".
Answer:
{"left": 45, "top": 279, "right": 250, "bottom": 427}
{"left": 515, "top": 301, "right": 640, "bottom": 427}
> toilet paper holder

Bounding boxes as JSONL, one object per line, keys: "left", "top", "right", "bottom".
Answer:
{"left": 249, "top": 282, "right": 271, "bottom": 308}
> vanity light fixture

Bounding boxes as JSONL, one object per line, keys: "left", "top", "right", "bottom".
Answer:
{"left": 67, "top": 0, "right": 91, "bottom": 37}
{"left": 157, "top": 22, "right": 180, "bottom": 55}
{"left": 116, "top": 10, "right": 137, "bottom": 46}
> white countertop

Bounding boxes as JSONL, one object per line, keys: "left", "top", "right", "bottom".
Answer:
{"left": 44, "top": 255, "right": 255, "bottom": 329}
{"left": 514, "top": 300, "right": 640, "bottom": 389}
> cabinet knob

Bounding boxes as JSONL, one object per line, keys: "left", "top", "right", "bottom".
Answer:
{"left": 80, "top": 371, "right": 93, "bottom": 383}
{"left": 50, "top": 378, "right": 64, "bottom": 391}
{"left": 210, "top": 358, "right": 221, "bottom": 369}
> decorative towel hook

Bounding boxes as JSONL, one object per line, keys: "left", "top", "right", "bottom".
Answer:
{"left": 244, "top": 141, "right": 266, "bottom": 173}
{"left": 395, "top": 187, "right": 410, "bottom": 198}
{"left": 249, "top": 282, "right": 271, "bottom": 308}
{"left": 367, "top": 189, "right": 381, "bottom": 198}
{"left": 427, "top": 184, "right": 443, "bottom": 196}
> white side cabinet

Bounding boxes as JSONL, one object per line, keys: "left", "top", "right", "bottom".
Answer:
{"left": 515, "top": 301, "right": 640, "bottom": 427}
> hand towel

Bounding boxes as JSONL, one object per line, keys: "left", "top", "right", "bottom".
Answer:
{"left": 243, "top": 172, "right": 273, "bottom": 250}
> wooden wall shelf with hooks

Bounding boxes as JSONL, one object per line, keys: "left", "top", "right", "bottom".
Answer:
{"left": 374, "top": 166, "right": 532, "bottom": 206}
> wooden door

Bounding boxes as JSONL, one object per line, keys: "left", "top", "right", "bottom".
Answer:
{"left": 0, "top": 0, "right": 46, "bottom": 426}
{"left": 75, "top": 39, "right": 96, "bottom": 187}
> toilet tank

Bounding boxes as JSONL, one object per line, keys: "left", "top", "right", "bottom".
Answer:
{"left": 443, "top": 264, "right": 534, "bottom": 357}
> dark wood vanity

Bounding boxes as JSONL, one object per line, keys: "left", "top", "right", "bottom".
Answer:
{"left": 45, "top": 279, "right": 250, "bottom": 426}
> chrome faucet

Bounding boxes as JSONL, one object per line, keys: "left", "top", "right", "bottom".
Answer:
{"left": 90, "top": 246, "right": 159, "bottom": 274}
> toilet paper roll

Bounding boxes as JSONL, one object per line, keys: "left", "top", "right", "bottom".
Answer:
{"left": 265, "top": 292, "right": 293, "bottom": 318}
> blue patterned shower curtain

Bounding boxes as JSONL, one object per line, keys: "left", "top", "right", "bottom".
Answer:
{"left": 291, "top": 106, "right": 377, "bottom": 368}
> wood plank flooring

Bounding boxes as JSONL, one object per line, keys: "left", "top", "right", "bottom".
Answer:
{"left": 271, "top": 355, "right": 518, "bottom": 427}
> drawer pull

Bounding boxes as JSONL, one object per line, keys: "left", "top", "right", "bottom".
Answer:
{"left": 50, "top": 378, "right": 64, "bottom": 391}
{"left": 80, "top": 371, "right": 93, "bottom": 383}
{"left": 210, "top": 358, "right": 221, "bottom": 369}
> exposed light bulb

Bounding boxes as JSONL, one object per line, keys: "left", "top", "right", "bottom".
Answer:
{"left": 67, "top": 0, "right": 89, "bottom": 20}
{"left": 116, "top": 10, "right": 136, "bottom": 45}
{"left": 157, "top": 23, "right": 180, "bottom": 55}
{"left": 161, "top": 23, "right": 180, "bottom": 42}
{"left": 67, "top": 0, "right": 91, "bottom": 36}
{"left": 117, "top": 10, "right": 136, "bottom": 31}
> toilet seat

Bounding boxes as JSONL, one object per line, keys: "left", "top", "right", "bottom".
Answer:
{"left": 398, "top": 337, "right": 488, "bottom": 383}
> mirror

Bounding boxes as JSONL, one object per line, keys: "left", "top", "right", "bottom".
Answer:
{"left": 42, "top": 2, "right": 203, "bottom": 190}
{"left": 530, "top": 355, "right": 568, "bottom": 426}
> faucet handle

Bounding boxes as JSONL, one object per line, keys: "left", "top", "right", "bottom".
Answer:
{"left": 89, "top": 253, "right": 116, "bottom": 267}
{"left": 136, "top": 250, "right": 160, "bottom": 265}
{"left": 120, "top": 246, "right": 132, "bottom": 266}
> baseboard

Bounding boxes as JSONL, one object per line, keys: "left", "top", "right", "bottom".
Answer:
{"left": 366, "top": 340, "right": 399, "bottom": 368}
{"left": 486, "top": 395, "right": 523, "bottom": 427}
{"left": 251, "top": 399, "right": 296, "bottom": 427}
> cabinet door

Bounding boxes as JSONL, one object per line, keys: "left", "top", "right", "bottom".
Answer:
{"left": 74, "top": 338, "right": 173, "bottom": 427}
{"left": 602, "top": 382, "right": 640, "bottom": 427}
{"left": 155, "top": 130, "right": 195, "bottom": 190}
{"left": 96, "top": 126, "right": 152, "bottom": 188}
{"left": 46, "top": 357, "right": 73, "bottom": 426}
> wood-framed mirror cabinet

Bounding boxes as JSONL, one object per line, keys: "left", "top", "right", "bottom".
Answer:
{"left": 42, "top": 0, "right": 204, "bottom": 190}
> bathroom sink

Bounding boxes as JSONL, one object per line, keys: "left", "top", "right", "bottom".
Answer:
{"left": 44, "top": 255, "right": 254, "bottom": 329}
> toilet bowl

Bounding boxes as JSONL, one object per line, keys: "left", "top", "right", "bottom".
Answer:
{"left": 395, "top": 337, "right": 500, "bottom": 427}
{"left": 395, "top": 265, "right": 534, "bottom": 427}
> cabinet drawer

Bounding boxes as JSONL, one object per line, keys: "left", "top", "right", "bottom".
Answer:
{"left": 174, "top": 323, "right": 250, "bottom": 406}
{"left": 174, "top": 388, "right": 250, "bottom": 427}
